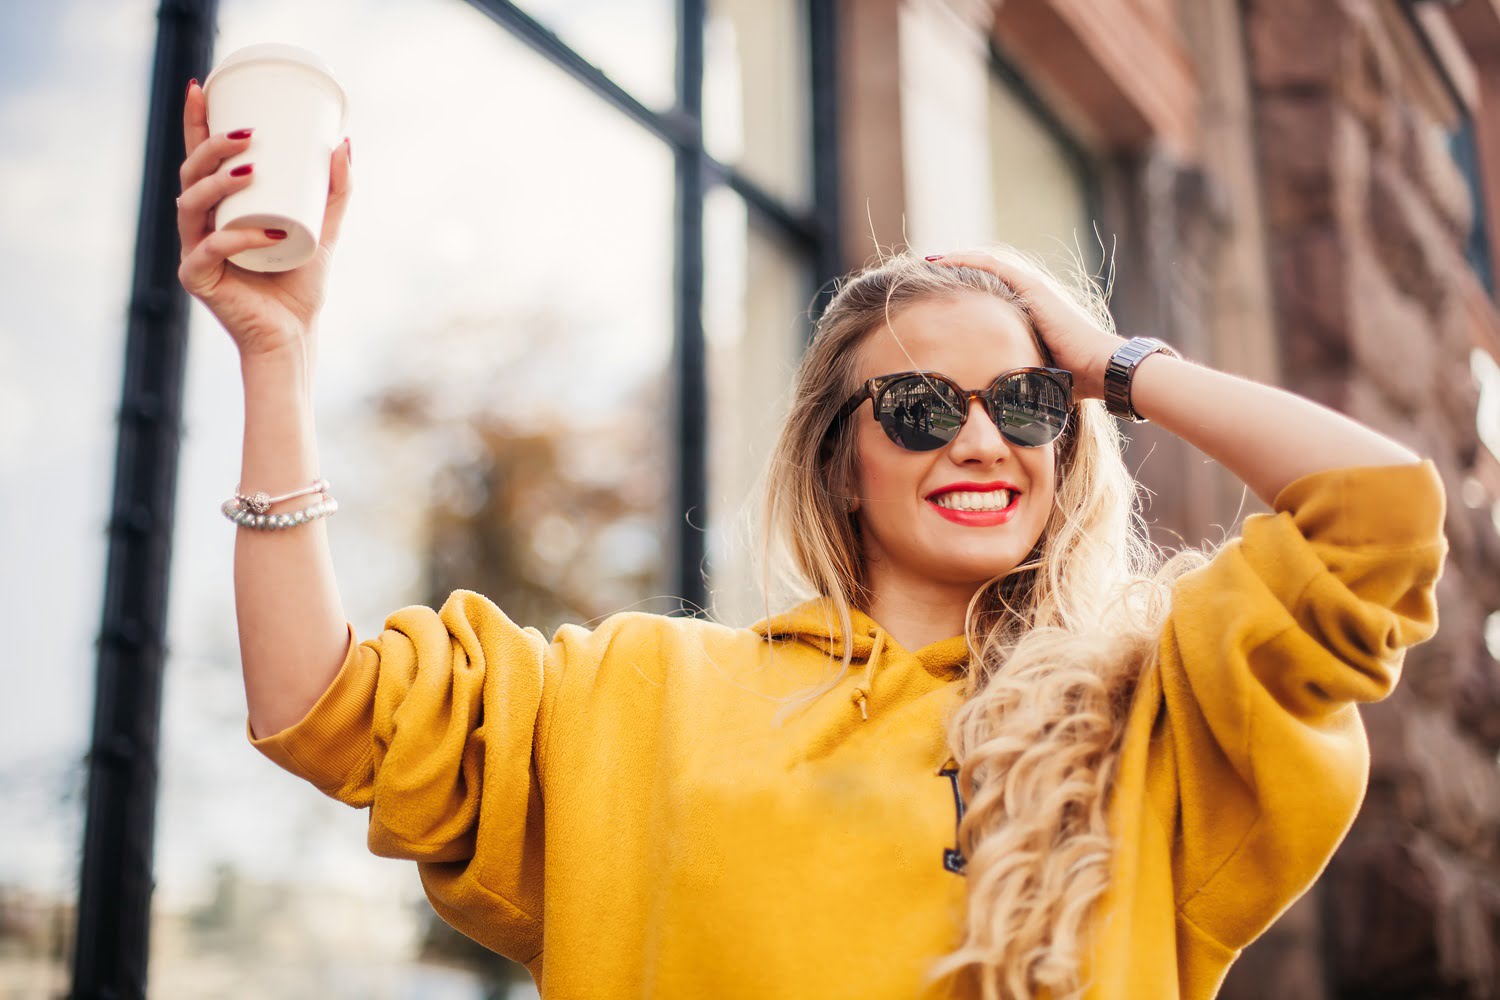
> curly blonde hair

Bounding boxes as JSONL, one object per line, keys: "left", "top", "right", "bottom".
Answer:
{"left": 749, "top": 244, "right": 1213, "bottom": 1000}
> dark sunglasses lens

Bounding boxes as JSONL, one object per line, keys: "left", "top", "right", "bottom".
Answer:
{"left": 876, "top": 376, "right": 964, "bottom": 451}
{"left": 995, "top": 372, "right": 1070, "bottom": 446}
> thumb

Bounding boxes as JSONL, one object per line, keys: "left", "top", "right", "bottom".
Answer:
{"left": 319, "top": 137, "right": 353, "bottom": 252}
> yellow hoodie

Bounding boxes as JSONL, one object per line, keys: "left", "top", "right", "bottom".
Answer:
{"left": 249, "top": 459, "right": 1448, "bottom": 999}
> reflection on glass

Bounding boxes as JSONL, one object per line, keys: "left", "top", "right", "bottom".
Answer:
{"left": 988, "top": 70, "right": 1097, "bottom": 270}
{"left": 153, "top": 0, "right": 675, "bottom": 995}
{"left": 704, "top": 0, "right": 812, "bottom": 207}
{"left": 0, "top": 1, "right": 157, "bottom": 991}
{"left": 703, "top": 186, "right": 814, "bottom": 626}
{"left": 510, "top": 0, "right": 677, "bottom": 111}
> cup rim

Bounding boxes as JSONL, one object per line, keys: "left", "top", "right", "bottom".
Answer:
{"left": 203, "top": 42, "right": 350, "bottom": 133}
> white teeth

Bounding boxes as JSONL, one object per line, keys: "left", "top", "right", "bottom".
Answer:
{"left": 932, "top": 490, "right": 1014, "bottom": 511}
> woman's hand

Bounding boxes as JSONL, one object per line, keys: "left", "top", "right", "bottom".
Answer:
{"left": 176, "top": 78, "right": 354, "bottom": 361}
{"left": 925, "top": 250, "right": 1125, "bottom": 400}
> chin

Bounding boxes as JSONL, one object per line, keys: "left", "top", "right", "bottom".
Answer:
{"left": 936, "top": 557, "right": 1020, "bottom": 587}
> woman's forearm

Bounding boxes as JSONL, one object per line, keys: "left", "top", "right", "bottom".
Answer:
{"left": 1106, "top": 349, "right": 1423, "bottom": 508}
{"left": 236, "top": 344, "right": 349, "bottom": 739}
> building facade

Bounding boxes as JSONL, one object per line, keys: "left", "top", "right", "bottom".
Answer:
{"left": 824, "top": 0, "right": 1500, "bottom": 993}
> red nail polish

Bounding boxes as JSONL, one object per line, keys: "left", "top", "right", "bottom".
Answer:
{"left": 230, "top": 163, "right": 253, "bottom": 177}
{"left": 265, "top": 229, "right": 288, "bottom": 240}
{"left": 186, "top": 78, "right": 197, "bottom": 99}
{"left": 925, "top": 255, "right": 943, "bottom": 261}
{"left": 228, "top": 128, "right": 253, "bottom": 140}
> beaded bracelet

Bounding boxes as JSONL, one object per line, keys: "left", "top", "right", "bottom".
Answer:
{"left": 220, "top": 493, "right": 339, "bottom": 530}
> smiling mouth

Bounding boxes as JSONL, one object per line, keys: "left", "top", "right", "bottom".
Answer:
{"left": 926, "top": 489, "right": 1019, "bottom": 512}
{"left": 925, "top": 491, "right": 1021, "bottom": 524}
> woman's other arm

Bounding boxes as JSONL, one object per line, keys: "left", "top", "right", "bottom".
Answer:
{"left": 1099, "top": 349, "right": 1422, "bottom": 507}
{"left": 236, "top": 343, "right": 349, "bottom": 739}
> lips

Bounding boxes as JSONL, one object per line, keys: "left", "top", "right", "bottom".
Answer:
{"left": 924, "top": 482, "right": 1020, "bottom": 527}
{"left": 925, "top": 481, "right": 1022, "bottom": 500}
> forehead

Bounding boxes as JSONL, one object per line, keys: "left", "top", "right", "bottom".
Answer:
{"left": 854, "top": 291, "right": 1042, "bottom": 385}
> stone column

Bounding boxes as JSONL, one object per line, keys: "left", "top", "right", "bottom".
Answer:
{"left": 1238, "top": 1, "right": 1500, "bottom": 994}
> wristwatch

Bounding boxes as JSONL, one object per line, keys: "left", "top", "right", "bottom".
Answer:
{"left": 1103, "top": 336, "right": 1180, "bottom": 423}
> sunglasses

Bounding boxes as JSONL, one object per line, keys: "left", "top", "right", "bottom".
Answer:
{"left": 831, "top": 367, "right": 1075, "bottom": 451}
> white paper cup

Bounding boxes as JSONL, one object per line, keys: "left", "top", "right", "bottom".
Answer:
{"left": 203, "top": 43, "right": 350, "bottom": 272}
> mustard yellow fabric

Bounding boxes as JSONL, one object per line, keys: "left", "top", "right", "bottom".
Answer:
{"left": 248, "top": 459, "right": 1448, "bottom": 999}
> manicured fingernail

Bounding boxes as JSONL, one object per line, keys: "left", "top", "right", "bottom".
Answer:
{"left": 344, "top": 137, "right": 352, "bottom": 164}
{"left": 925, "top": 255, "right": 944, "bottom": 261}
{"left": 230, "top": 163, "right": 253, "bottom": 177}
{"left": 265, "top": 229, "right": 287, "bottom": 239}
{"left": 186, "top": 78, "right": 197, "bottom": 99}
{"left": 228, "top": 128, "right": 253, "bottom": 140}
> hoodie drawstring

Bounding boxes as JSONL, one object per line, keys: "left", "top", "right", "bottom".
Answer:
{"left": 850, "top": 629, "right": 885, "bottom": 721}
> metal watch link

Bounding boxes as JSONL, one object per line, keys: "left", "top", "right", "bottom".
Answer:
{"left": 1103, "top": 336, "right": 1180, "bottom": 424}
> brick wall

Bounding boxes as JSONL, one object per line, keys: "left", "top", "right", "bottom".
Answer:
{"left": 1226, "top": 2, "right": 1500, "bottom": 995}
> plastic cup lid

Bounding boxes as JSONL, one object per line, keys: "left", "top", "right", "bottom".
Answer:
{"left": 203, "top": 42, "right": 350, "bottom": 132}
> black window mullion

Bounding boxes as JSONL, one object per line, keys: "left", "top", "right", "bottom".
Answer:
{"left": 465, "top": 0, "right": 699, "bottom": 149}
{"left": 671, "top": 0, "right": 710, "bottom": 616}
{"left": 809, "top": 0, "right": 843, "bottom": 322}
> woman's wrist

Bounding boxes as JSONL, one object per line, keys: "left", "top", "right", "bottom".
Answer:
{"left": 1077, "top": 335, "right": 1128, "bottom": 401}
{"left": 241, "top": 336, "right": 314, "bottom": 403}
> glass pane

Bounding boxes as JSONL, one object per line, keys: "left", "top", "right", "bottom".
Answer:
{"left": 511, "top": 0, "right": 677, "bottom": 111}
{"left": 155, "top": 0, "right": 676, "bottom": 995}
{"left": 988, "top": 72, "right": 1098, "bottom": 271}
{"left": 703, "top": 187, "right": 815, "bottom": 626}
{"left": 704, "top": 0, "right": 813, "bottom": 207}
{"left": 0, "top": 0, "right": 157, "bottom": 988}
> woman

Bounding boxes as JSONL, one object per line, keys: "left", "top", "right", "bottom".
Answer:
{"left": 176, "top": 80, "right": 1448, "bottom": 1000}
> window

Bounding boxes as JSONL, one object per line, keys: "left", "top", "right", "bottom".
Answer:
{"left": 38, "top": 0, "right": 837, "bottom": 996}
{"left": 988, "top": 48, "right": 1103, "bottom": 276}
{"left": 1451, "top": 113, "right": 1495, "bottom": 296}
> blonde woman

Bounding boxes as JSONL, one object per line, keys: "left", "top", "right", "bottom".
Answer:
{"left": 177, "top": 81, "right": 1448, "bottom": 1000}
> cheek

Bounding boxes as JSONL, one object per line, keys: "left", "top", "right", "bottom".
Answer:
{"left": 854, "top": 433, "right": 904, "bottom": 499}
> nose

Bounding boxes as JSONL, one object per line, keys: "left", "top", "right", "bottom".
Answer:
{"left": 945, "top": 396, "right": 1014, "bottom": 464}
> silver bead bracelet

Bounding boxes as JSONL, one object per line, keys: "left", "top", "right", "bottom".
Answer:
{"left": 221, "top": 493, "right": 339, "bottom": 530}
{"left": 221, "top": 477, "right": 338, "bottom": 530}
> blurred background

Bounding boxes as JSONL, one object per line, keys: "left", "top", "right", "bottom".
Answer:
{"left": 3, "top": 0, "right": 1500, "bottom": 997}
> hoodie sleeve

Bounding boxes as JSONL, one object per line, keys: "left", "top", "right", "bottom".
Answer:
{"left": 245, "top": 588, "right": 552, "bottom": 962}
{"left": 1154, "top": 459, "right": 1449, "bottom": 952}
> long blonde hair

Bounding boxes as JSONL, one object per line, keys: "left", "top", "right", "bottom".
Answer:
{"left": 752, "top": 244, "right": 1213, "bottom": 1000}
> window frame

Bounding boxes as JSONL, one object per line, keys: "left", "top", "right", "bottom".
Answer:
{"left": 71, "top": 2, "right": 840, "bottom": 994}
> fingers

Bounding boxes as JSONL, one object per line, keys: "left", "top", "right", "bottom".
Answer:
{"left": 178, "top": 153, "right": 256, "bottom": 249}
{"left": 183, "top": 79, "right": 210, "bottom": 158}
{"left": 925, "top": 250, "right": 1038, "bottom": 303}
{"left": 180, "top": 126, "right": 253, "bottom": 191}
{"left": 318, "top": 137, "right": 354, "bottom": 252}
{"left": 178, "top": 226, "right": 288, "bottom": 296}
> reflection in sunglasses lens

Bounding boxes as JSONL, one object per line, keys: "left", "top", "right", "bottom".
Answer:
{"left": 877, "top": 373, "right": 1066, "bottom": 451}
{"left": 876, "top": 376, "right": 962, "bottom": 451}
{"left": 997, "top": 372, "right": 1069, "bottom": 448}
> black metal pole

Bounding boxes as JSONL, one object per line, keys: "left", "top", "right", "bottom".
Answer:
{"left": 70, "top": 1, "right": 218, "bottom": 996}
{"left": 671, "top": 0, "right": 708, "bottom": 616}
{"left": 809, "top": 0, "right": 844, "bottom": 324}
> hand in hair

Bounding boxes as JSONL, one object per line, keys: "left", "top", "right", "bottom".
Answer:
{"left": 924, "top": 250, "right": 1124, "bottom": 400}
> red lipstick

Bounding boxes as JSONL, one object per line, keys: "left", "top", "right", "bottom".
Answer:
{"left": 925, "top": 482, "right": 1022, "bottom": 527}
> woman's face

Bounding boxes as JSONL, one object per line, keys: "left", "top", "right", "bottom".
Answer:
{"left": 848, "top": 291, "right": 1059, "bottom": 592}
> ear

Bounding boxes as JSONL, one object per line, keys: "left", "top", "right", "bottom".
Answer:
{"left": 825, "top": 439, "right": 862, "bottom": 514}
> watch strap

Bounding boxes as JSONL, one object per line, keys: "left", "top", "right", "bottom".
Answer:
{"left": 1103, "top": 337, "right": 1179, "bottom": 423}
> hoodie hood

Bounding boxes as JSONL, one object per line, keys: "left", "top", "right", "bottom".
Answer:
{"left": 750, "top": 595, "right": 973, "bottom": 684}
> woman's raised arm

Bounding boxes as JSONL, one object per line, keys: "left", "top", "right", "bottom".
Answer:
{"left": 174, "top": 77, "right": 355, "bottom": 736}
{"left": 234, "top": 347, "right": 350, "bottom": 738}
